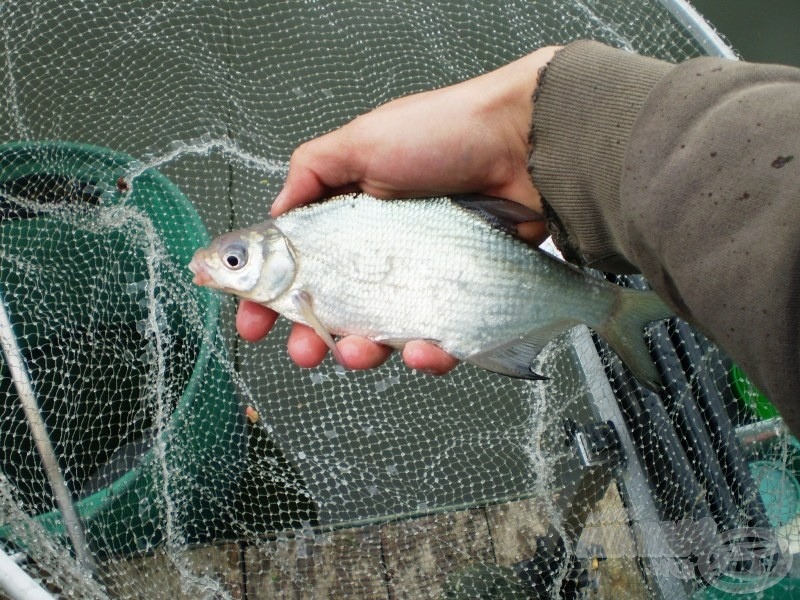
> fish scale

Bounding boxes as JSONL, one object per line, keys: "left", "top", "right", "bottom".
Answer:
{"left": 279, "top": 198, "right": 537, "bottom": 348}
{"left": 190, "top": 193, "right": 672, "bottom": 387}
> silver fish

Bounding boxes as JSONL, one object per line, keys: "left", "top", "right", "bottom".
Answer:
{"left": 189, "top": 193, "right": 670, "bottom": 387}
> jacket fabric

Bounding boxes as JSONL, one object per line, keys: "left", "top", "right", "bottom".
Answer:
{"left": 530, "top": 40, "right": 800, "bottom": 433}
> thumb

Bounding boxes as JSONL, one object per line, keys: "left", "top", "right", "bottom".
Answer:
{"left": 271, "top": 128, "right": 367, "bottom": 217}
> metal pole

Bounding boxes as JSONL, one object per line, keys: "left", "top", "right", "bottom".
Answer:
{"left": 0, "top": 547, "right": 56, "bottom": 600}
{"left": 656, "top": 0, "right": 738, "bottom": 59}
{"left": 0, "top": 293, "right": 96, "bottom": 573}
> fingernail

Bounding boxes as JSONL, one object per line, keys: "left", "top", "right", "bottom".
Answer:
{"left": 416, "top": 367, "right": 441, "bottom": 376}
{"left": 332, "top": 348, "right": 346, "bottom": 366}
{"left": 270, "top": 190, "right": 286, "bottom": 216}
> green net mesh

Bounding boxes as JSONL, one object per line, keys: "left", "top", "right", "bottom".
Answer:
{"left": 0, "top": 1, "right": 796, "bottom": 598}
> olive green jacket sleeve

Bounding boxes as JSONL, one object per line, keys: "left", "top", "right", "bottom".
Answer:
{"left": 530, "top": 40, "right": 800, "bottom": 433}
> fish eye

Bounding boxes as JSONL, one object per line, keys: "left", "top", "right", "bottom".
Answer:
{"left": 222, "top": 244, "right": 248, "bottom": 270}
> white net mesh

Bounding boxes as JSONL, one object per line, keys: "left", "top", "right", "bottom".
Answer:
{"left": 0, "top": 1, "right": 796, "bottom": 598}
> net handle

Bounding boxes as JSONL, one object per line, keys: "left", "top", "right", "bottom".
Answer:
{"left": 656, "top": 0, "right": 737, "bottom": 59}
{"left": 0, "top": 547, "right": 56, "bottom": 600}
{"left": 0, "top": 292, "right": 96, "bottom": 574}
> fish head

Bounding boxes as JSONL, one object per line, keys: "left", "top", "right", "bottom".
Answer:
{"left": 189, "top": 221, "right": 296, "bottom": 305}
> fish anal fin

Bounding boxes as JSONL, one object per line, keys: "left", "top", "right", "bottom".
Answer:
{"left": 466, "top": 324, "right": 567, "bottom": 381}
{"left": 291, "top": 290, "right": 344, "bottom": 365}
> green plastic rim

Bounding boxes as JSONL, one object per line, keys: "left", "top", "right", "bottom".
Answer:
{"left": 748, "top": 461, "right": 800, "bottom": 527}
{"left": 0, "top": 141, "right": 243, "bottom": 557}
{"left": 730, "top": 365, "right": 778, "bottom": 420}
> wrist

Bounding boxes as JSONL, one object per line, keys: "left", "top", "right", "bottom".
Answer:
{"left": 471, "top": 47, "right": 560, "bottom": 214}
{"left": 530, "top": 41, "right": 672, "bottom": 269}
{"left": 480, "top": 47, "right": 560, "bottom": 150}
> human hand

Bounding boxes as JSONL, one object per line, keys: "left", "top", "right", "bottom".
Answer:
{"left": 237, "top": 46, "right": 560, "bottom": 373}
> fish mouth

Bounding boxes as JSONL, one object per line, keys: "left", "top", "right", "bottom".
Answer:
{"left": 188, "top": 251, "right": 213, "bottom": 286}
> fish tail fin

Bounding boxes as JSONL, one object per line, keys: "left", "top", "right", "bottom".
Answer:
{"left": 596, "top": 288, "right": 672, "bottom": 391}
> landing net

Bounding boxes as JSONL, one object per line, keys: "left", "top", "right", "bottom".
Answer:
{"left": 0, "top": 1, "right": 795, "bottom": 598}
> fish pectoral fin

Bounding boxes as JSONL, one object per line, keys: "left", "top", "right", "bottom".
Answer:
{"left": 291, "top": 290, "right": 344, "bottom": 364}
{"left": 451, "top": 194, "right": 543, "bottom": 236}
{"left": 467, "top": 325, "right": 569, "bottom": 381}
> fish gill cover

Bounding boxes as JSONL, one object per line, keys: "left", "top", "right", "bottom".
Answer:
{"left": 0, "top": 1, "right": 795, "bottom": 599}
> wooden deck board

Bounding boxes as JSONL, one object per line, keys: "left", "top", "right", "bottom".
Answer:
{"left": 244, "top": 525, "right": 387, "bottom": 599}
{"left": 101, "top": 543, "right": 243, "bottom": 599}
{"left": 380, "top": 508, "right": 494, "bottom": 599}
{"left": 485, "top": 497, "right": 549, "bottom": 566}
{"left": 579, "top": 483, "right": 650, "bottom": 600}
{"left": 99, "top": 490, "right": 652, "bottom": 599}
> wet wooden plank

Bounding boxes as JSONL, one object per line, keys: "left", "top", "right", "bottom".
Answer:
{"left": 100, "top": 543, "right": 243, "bottom": 599}
{"left": 96, "top": 493, "right": 649, "bottom": 599}
{"left": 380, "top": 508, "right": 494, "bottom": 599}
{"left": 244, "top": 525, "right": 387, "bottom": 599}
{"left": 485, "top": 497, "right": 550, "bottom": 565}
{"left": 577, "top": 483, "right": 649, "bottom": 600}
{"left": 486, "top": 488, "right": 649, "bottom": 599}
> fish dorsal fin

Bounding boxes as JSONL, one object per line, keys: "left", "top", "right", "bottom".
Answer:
{"left": 450, "top": 194, "right": 543, "bottom": 235}
{"left": 466, "top": 322, "right": 574, "bottom": 380}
